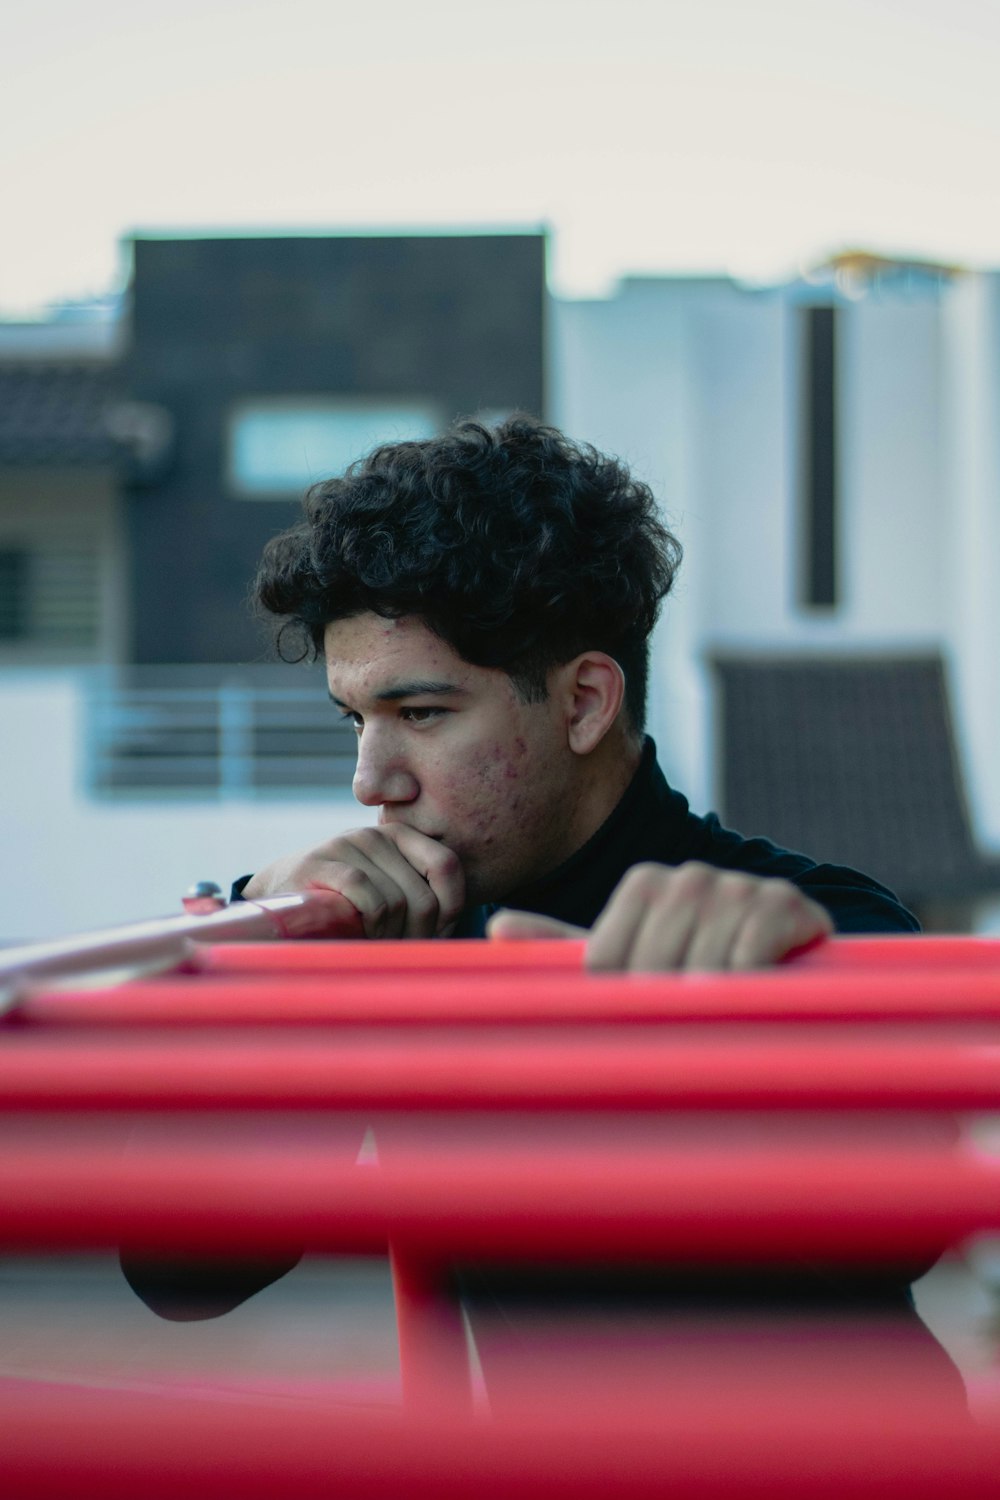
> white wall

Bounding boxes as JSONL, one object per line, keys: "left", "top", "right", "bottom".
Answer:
{"left": 550, "top": 279, "right": 744, "bottom": 810}
{"left": 551, "top": 269, "right": 1000, "bottom": 860}
{"left": 942, "top": 273, "right": 1000, "bottom": 844}
{"left": 842, "top": 297, "right": 946, "bottom": 640}
{"left": 0, "top": 672, "right": 369, "bottom": 944}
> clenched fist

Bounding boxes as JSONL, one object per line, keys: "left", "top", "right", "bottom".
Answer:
{"left": 242, "top": 824, "right": 465, "bottom": 939}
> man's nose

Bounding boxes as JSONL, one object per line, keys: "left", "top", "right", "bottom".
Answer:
{"left": 352, "top": 731, "right": 419, "bottom": 807}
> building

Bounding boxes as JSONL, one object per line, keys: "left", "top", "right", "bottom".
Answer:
{"left": 3, "top": 236, "right": 1000, "bottom": 937}
{"left": 0, "top": 233, "right": 546, "bottom": 938}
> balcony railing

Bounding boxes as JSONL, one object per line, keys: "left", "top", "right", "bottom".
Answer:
{"left": 86, "top": 666, "right": 356, "bottom": 797}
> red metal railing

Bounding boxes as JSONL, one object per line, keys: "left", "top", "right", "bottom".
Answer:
{"left": 0, "top": 1027, "right": 999, "bottom": 1109}
{"left": 17, "top": 962, "right": 1000, "bottom": 1025}
{"left": 2, "top": 1374, "right": 995, "bottom": 1499}
{"left": 4, "top": 925, "right": 1000, "bottom": 1492}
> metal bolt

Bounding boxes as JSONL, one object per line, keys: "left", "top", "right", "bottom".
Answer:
{"left": 182, "top": 880, "right": 226, "bottom": 915}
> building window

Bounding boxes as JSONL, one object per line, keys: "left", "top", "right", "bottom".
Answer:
{"left": 0, "top": 542, "right": 100, "bottom": 646}
{"left": 800, "top": 305, "right": 839, "bottom": 608}
{"left": 0, "top": 548, "right": 29, "bottom": 639}
{"left": 228, "top": 399, "right": 441, "bottom": 497}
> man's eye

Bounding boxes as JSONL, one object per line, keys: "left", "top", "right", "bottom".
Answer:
{"left": 400, "top": 707, "right": 446, "bottom": 724}
{"left": 339, "top": 711, "right": 364, "bottom": 730}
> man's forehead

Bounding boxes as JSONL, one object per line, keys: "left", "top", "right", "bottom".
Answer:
{"left": 325, "top": 612, "right": 441, "bottom": 658}
{"left": 323, "top": 613, "right": 473, "bottom": 697}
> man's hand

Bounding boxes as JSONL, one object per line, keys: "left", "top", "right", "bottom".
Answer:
{"left": 242, "top": 825, "right": 465, "bottom": 939}
{"left": 486, "top": 861, "right": 833, "bottom": 971}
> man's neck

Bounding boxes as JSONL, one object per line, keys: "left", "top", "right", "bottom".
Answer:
{"left": 566, "top": 728, "right": 644, "bottom": 855}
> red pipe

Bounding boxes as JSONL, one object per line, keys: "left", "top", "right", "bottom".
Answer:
{"left": 0, "top": 1130, "right": 990, "bottom": 1259}
{"left": 0, "top": 1375, "right": 994, "bottom": 1499}
{"left": 197, "top": 933, "right": 1000, "bottom": 975}
{"left": 196, "top": 937, "right": 589, "bottom": 973}
{"left": 18, "top": 965, "right": 1000, "bottom": 1027}
{"left": 2, "top": 1026, "right": 1000, "bottom": 1109}
{"left": 793, "top": 935, "right": 1000, "bottom": 970}
{"left": 389, "top": 1246, "right": 472, "bottom": 1417}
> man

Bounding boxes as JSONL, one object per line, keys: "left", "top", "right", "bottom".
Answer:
{"left": 125, "top": 416, "right": 964, "bottom": 1410}
{"left": 239, "top": 413, "right": 914, "bottom": 960}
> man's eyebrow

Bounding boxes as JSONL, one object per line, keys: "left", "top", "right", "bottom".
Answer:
{"left": 328, "top": 679, "right": 468, "bottom": 707}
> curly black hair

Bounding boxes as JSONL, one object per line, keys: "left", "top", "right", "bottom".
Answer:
{"left": 254, "top": 415, "right": 682, "bottom": 730}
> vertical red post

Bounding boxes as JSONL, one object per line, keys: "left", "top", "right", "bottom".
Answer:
{"left": 389, "top": 1243, "right": 473, "bottom": 1418}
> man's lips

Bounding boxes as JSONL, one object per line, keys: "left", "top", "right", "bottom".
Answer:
{"left": 378, "top": 816, "right": 446, "bottom": 841}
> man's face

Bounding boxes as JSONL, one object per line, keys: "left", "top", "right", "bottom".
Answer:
{"left": 324, "top": 612, "right": 582, "bottom": 905}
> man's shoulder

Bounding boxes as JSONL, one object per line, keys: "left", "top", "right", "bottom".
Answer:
{"left": 666, "top": 798, "right": 919, "bottom": 936}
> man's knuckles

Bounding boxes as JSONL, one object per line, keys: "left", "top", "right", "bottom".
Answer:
{"left": 340, "top": 826, "right": 392, "bottom": 860}
{"left": 614, "top": 860, "right": 699, "bottom": 907}
{"left": 405, "top": 885, "right": 440, "bottom": 928}
{"left": 615, "top": 860, "right": 745, "bottom": 914}
{"left": 599, "top": 863, "right": 833, "bottom": 972}
{"left": 382, "top": 825, "right": 463, "bottom": 883}
{"left": 325, "top": 862, "right": 393, "bottom": 918}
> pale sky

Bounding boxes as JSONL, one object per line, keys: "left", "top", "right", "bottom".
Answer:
{"left": 4, "top": 0, "right": 1000, "bottom": 314}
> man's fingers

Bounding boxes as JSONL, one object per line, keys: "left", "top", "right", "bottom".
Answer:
{"left": 728, "top": 882, "right": 834, "bottom": 970}
{"left": 586, "top": 862, "right": 835, "bottom": 972}
{"left": 314, "top": 858, "right": 407, "bottom": 938}
{"left": 680, "top": 872, "right": 762, "bottom": 971}
{"left": 239, "top": 825, "right": 465, "bottom": 940}
{"left": 587, "top": 862, "right": 708, "bottom": 972}
{"left": 339, "top": 827, "right": 443, "bottom": 938}
{"left": 378, "top": 825, "right": 466, "bottom": 936}
{"left": 486, "top": 910, "right": 585, "bottom": 941}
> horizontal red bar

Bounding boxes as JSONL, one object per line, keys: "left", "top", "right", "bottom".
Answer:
{"left": 0, "top": 1375, "right": 994, "bottom": 1499}
{"left": 0, "top": 1129, "right": 991, "bottom": 1259}
{"left": 794, "top": 935, "right": 1000, "bottom": 970}
{"left": 2, "top": 1027, "right": 1000, "bottom": 1110}
{"left": 196, "top": 934, "right": 1000, "bottom": 976}
{"left": 19, "top": 966, "right": 1000, "bottom": 1026}
{"left": 195, "top": 937, "right": 588, "bottom": 974}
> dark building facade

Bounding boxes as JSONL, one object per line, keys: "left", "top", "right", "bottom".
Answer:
{"left": 0, "top": 232, "right": 546, "bottom": 670}
{"left": 123, "top": 233, "right": 547, "bottom": 664}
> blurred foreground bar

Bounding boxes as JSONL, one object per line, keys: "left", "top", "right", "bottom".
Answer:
{"left": 1, "top": 1373, "right": 998, "bottom": 1499}
{"left": 0, "top": 1126, "right": 991, "bottom": 1260}
{"left": 4, "top": 931, "right": 1000, "bottom": 1490}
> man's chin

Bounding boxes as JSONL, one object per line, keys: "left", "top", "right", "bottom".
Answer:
{"left": 456, "top": 864, "right": 493, "bottom": 909}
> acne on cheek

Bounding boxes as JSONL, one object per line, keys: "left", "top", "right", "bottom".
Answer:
{"left": 484, "top": 739, "right": 528, "bottom": 782}
{"left": 451, "top": 745, "right": 530, "bottom": 846}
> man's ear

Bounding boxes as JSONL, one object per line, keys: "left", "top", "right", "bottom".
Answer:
{"left": 561, "top": 652, "right": 626, "bottom": 754}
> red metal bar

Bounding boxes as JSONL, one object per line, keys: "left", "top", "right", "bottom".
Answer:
{"left": 0, "top": 1129, "right": 991, "bottom": 1259}
{"left": 198, "top": 933, "right": 1000, "bottom": 975}
{"left": 18, "top": 964, "right": 1000, "bottom": 1026}
{"left": 389, "top": 1246, "right": 472, "bottom": 1417}
{"left": 0, "top": 1374, "right": 994, "bottom": 1499}
{"left": 794, "top": 934, "right": 1000, "bottom": 970}
{"left": 195, "top": 937, "right": 588, "bottom": 973}
{"left": 2, "top": 1026, "right": 1000, "bottom": 1109}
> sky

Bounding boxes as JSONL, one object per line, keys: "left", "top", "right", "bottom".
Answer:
{"left": 5, "top": 0, "right": 1000, "bottom": 314}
